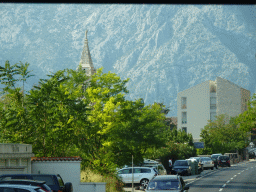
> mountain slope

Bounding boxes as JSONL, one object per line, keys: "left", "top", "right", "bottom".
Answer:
{"left": 0, "top": 4, "right": 255, "bottom": 116}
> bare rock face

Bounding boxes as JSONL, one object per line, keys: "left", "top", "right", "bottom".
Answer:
{"left": 0, "top": 4, "right": 255, "bottom": 116}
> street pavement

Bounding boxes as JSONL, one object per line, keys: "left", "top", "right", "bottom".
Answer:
{"left": 123, "top": 159, "right": 253, "bottom": 191}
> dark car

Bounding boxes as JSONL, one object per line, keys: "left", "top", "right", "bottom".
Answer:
{"left": 142, "top": 175, "right": 189, "bottom": 192}
{"left": 172, "top": 160, "right": 192, "bottom": 176}
{"left": 217, "top": 155, "right": 230, "bottom": 167}
{"left": 0, "top": 179, "right": 52, "bottom": 192}
{"left": 0, "top": 174, "right": 72, "bottom": 192}
{"left": 211, "top": 154, "right": 222, "bottom": 169}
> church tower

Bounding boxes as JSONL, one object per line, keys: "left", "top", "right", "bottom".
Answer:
{"left": 77, "top": 30, "right": 96, "bottom": 76}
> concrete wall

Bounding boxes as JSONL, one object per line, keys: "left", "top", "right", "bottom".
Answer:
{"left": 31, "top": 160, "right": 106, "bottom": 192}
{"left": 32, "top": 161, "right": 81, "bottom": 192}
{"left": 177, "top": 80, "right": 210, "bottom": 140}
{"left": 216, "top": 77, "right": 242, "bottom": 118}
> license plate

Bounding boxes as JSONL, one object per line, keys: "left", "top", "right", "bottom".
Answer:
{"left": 222, "top": 160, "right": 226, "bottom": 162}
{"left": 206, "top": 162, "right": 210, "bottom": 164}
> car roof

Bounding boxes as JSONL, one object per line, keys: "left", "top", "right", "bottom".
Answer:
{"left": 151, "top": 175, "right": 180, "bottom": 181}
{"left": 0, "top": 184, "right": 40, "bottom": 189}
{"left": 0, "top": 174, "right": 55, "bottom": 176}
{"left": 219, "top": 155, "right": 229, "bottom": 157}
{"left": 120, "top": 167, "right": 153, "bottom": 169}
{"left": 0, "top": 179, "right": 46, "bottom": 184}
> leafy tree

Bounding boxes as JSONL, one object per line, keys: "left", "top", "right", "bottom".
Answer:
{"left": 235, "top": 93, "right": 256, "bottom": 134}
{"left": 144, "top": 128, "right": 196, "bottom": 171}
{"left": 200, "top": 114, "right": 249, "bottom": 155}
{"left": 0, "top": 60, "right": 19, "bottom": 93}
{"left": 15, "top": 61, "right": 34, "bottom": 107}
{"left": 83, "top": 68, "right": 168, "bottom": 173}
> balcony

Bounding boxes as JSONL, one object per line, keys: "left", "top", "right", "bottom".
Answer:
{"left": 210, "top": 104, "right": 216, "bottom": 109}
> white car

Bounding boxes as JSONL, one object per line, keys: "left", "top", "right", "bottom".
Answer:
{"left": 117, "top": 167, "right": 157, "bottom": 187}
{"left": 0, "top": 184, "right": 45, "bottom": 192}
{"left": 201, "top": 157, "right": 214, "bottom": 170}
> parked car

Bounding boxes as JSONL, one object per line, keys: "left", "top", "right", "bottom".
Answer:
{"left": 218, "top": 155, "right": 231, "bottom": 167}
{"left": 117, "top": 167, "right": 157, "bottom": 187}
{"left": 172, "top": 160, "right": 192, "bottom": 176}
{"left": 0, "top": 174, "right": 72, "bottom": 192}
{"left": 188, "top": 157, "right": 203, "bottom": 172}
{"left": 211, "top": 154, "right": 222, "bottom": 169}
{"left": 0, "top": 179, "right": 52, "bottom": 192}
{"left": 200, "top": 157, "right": 214, "bottom": 170}
{"left": 0, "top": 184, "right": 45, "bottom": 192}
{"left": 142, "top": 175, "right": 189, "bottom": 192}
{"left": 224, "top": 153, "right": 239, "bottom": 164}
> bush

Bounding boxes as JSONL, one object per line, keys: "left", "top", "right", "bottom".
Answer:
{"left": 81, "top": 168, "right": 125, "bottom": 192}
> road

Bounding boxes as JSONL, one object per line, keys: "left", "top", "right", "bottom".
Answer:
{"left": 187, "top": 159, "right": 256, "bottom": 192}
{"left": 124, "top": 159, "right": 256, "bottom": 192}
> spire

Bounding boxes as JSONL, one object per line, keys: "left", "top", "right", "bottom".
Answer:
{"left": 77, "top": 30, "right": 96, "bottom": 76}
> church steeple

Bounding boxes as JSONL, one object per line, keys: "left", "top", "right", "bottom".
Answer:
{"left": 77, "top": 30, "right": 96, "bottom": 76}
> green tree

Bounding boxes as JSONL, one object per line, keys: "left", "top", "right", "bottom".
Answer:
{"left": 235, "top": 93, "right": 256, "bottom": 133}
{"left": 0, "top": 60, "right": 19, "bottom": 93}
{"left": 200, "top": 114, "right": 249, "bottom": 155}
{"left": 83, "top": 68, "right": 168, "bottom": 173}
{"left": 15, "top": 61, "right": 34, "bottom": 107}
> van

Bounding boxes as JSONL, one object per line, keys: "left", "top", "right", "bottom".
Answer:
{"left": 224, "top": 153, "right": 239, "bottom": 164}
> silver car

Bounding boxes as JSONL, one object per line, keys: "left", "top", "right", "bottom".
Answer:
{"left": 201, "top": 157, "right": 214, "bottom": 170}
{"left": 143, "top": 175, "right": 189, "bottom": 192}
{"left": 0, "top": 184, "right": 45, "bottom": 192}
{"left": 117, "top": 167, "right": 157, "bottom": 187}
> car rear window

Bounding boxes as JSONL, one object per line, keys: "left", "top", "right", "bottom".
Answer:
{"left": 219, "top": 156, "right": 229, "bottom": 160}
{"left": 174, "top": 161, "right": 188, "bottom": 166}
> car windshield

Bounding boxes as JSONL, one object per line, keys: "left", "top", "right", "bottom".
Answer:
{"left": 201, "top": 157, "right": 211, "bottom": 161}
{"left": 212, "top": 155, "right": 220, "bottom": 159}
{"left": 148, "top": 180, "right": 180, "bottom": 190}
{"left": 174, "top": 161, "right": 188, "bottom": 166}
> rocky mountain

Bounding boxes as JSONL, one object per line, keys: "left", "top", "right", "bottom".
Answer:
{"left": 0, "top": 4, "right": 255, "bottom": 117}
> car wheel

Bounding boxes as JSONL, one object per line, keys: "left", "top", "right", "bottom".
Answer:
{"left": 64, "top": 182, "right": 73, "bottom": 192}
{"left": 140, "top": 179, "right": 149, "bottom": 188}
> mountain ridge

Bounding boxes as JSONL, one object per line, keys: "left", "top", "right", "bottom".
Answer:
{"left": 0, "top": 4, "right": 255, "bottom": 117}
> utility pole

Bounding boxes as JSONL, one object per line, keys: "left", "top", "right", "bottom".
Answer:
{"left": 132, "top": 155, "right": 134, "bottom": 192}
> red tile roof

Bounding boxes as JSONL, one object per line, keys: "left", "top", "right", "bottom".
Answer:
{"left": 31, "top": 156, "right": 82, "bottom": 162}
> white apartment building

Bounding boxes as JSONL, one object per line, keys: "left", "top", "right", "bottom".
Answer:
{"left": 177, "top": 77, "right": 251, "bottom": 141}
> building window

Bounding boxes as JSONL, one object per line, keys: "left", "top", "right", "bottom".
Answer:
{"left": 181, "top": 97, "right": 187, "bottom": 109}
{"left": 182, "top": 127, "right": 187, "bottom": 133}
{"left": 182, "top": 112, "right": 187, "bottom": 124}
{"left": 210, "top": 97, "right": 216, "bottom": 109}
{"left": 210, "top": 112, "right": 216, "bottom": 121}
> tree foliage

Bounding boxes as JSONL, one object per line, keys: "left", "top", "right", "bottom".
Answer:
{"left": 144, "top": 128, "right": 196, "bottom": 171}
{"left": 0, "top": 61, "right": 170, "bottom": 174}
{"left": 199, "top": 114, "right": 249, "bottom": 155}
{"left": 235, "top": 93, "right": 256, "bottom": 134}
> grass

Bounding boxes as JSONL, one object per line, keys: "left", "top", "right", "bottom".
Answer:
{"left": 81, "top": 168, "right": 125, "bottom": 192}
